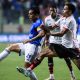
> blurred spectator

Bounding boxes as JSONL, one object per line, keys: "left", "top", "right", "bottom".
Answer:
{"left": 18, "top": 12, "right": 24, "bottom": 33}
{"left": 30, "top": 0, "right": 43, "bottom": 8}
{"left": 24, "top": 0, "right": 30, "bottom": 9}
{"left": 1, "top": 0, "right": 80, "bottom": 24}
{"left": 12, "top": 0, "right": 23, "bottom": 12}
{"left": 2, "top": 0, "right": 12, "bottom": 23}
{"left": 12, "top": 0, "right": 26, "bottom": 32}
{"left": 1, "top": 0, "right": 26, "bottom": 24}
{"left": 77, "top": 0, "right": 80, "bottom": 15}
{"left": 77, "top": 17, "right": 80, "bottom": 46}
{"left": 69, "top": 0, "right": 79, "bottom": 19}
{"left": 11, "top": 0, "right": 23, "bottom": 22}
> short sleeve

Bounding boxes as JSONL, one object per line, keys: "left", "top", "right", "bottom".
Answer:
{"left": 35, "top": 19, "right": 43, "bottom": 32}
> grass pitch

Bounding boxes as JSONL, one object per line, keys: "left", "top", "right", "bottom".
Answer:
{"left": 0, "top": 43, "right": 80, "bottom": 80}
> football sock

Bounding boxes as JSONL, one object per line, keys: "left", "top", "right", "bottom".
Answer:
{"left": 49, "top": 65, "right": 53, "bottom": 74}
{"left": 48, "top": 57, "right": 53, "bottom": 74}
{"left": 70, "top": 70, "right": 76, "bottom": 79}
{"left": 30, "top": 58, "right": 41, "bottom": 70}
{"left": 29, "top": 69, "right": 38, "bottom": 80}
{"left": 0, "top": 49, "right": 10, "bottom": 61}
{"left": 50, "top": 74, "right": 55, "bottom": 79}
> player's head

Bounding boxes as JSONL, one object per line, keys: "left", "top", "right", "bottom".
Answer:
{"left": 28, "top": 7, "right": 40, "bottom": 21}
{"left": 48, "top": 4, "right": 57, "bottom": 18}
{"left": 62, "top": 3, "right": 76, "bottom": 17}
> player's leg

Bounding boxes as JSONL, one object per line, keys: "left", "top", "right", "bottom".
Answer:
{"left": 18, "top": 43, "right": 76, "bottom": 79}
{"left": 72, "top": 48, "right": 80, "bottom": 70}
{"left": 44, "top": 43, "right": 56, "bottom": 80}
{"left": 23, "top": 43, "right": 56, "bottom": 72}
{"left": 0, "top": 43, "right": 24, "bottom": 61}
{"left": 17, "top": 46, "right": 57, "bottom": 79}
{"left": 17, "top": 43, "right": 40, "bottom": 80}
{"left": 24, "top": 43, "right": 57, "bottom": 72}
{"left": 64, "top": 58, "right": 76, "bottom": 80}
{"left": 68, "top": 48, "right": 80, "bottom": 70}
{"left": 28, "top": 46, "right": 57, "bottom": 70}
{"left": 48, "top": 57, "right": 54, "bottom": 79}
{"left": 71, "top": 58, "right": 80, "bottom": 70}
{"left": 25, "top": 43, "right": 38, "bottom": 80}
{"left": 16, "top": 66, "right": 38, "bottom": 80}
{"left": 45, "top": 57, "right": 55, "bottom": 80}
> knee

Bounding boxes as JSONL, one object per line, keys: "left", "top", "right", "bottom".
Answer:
{"left": 24, "top": 62, "right": 31, "bottom": 68}
{"left": 7, "top": 44, "right": 17, "bottom": 51}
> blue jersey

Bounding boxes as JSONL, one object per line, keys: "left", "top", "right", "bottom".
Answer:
{"left": 28, "top": 18, "right": 43, "bottom": 46}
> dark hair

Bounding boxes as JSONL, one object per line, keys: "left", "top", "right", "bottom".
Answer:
{"left": 65, "top": 3, "right": 76, "bottom": 14}
{"left": 30, "top": 7, "right": 40, "bottom": 15}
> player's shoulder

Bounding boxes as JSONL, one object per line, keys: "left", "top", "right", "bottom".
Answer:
{"left": 33, "top": 18, "right": 44, "bottom": 28}
{"left": 67, "top": 15, "right": 76, "bottom": 22}
{"left": 71, "top": 15, "right": 76, "bottom": 22}
{"left": 45, "top": 15, "right": 51, "bottom": 20}
{"left": 36, "top": 18, "right": 43, "bottom": 24}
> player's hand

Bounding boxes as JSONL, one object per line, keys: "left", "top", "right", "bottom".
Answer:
{"left": 23, "top": 39, "right": 31, "bottom": 44}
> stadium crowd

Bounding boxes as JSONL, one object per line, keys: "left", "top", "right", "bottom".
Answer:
{"left": 0, "top": 0, "right": 80, "bottom": 23}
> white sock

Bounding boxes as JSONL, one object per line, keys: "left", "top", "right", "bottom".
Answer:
{"left": 27, "top": 68, "right": 38, "bottom": 80}
{"left": 70, "top": 71, "right": 74, "bottom": 75}
{"left": 50, "top": 74, "right": 55, "bottom": 79}
{"left": 31, "top": 71, "right": 38, "bottom": 80}
{"left": 70, "top": 71, "right": 76, "bottom": 79}
{"left": 0, "top": 49, "right": 10, "bottom": 61}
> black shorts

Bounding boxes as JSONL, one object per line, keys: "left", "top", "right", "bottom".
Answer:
{"left": 49, "top": 43, "right": 78, "bottom": 58}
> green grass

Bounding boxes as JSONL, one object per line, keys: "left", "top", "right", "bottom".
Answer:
{"left": 0, "top": 43, "right": 80, "bottom": 80}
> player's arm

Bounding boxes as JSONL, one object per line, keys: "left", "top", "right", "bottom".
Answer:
{"left": 50, "top": 19, "right": 71, "bottom": 37}
{"left": 50, "top": 27, "right": 68, "bottom": 37}
{"left": 44, "top": 23, "right": 59, "bottom": 30}
{"left": 40, "top": 24, "right": 50, "bottom": 41}
{"left": 50, "top": 17, "right": 62, "bottom": 29}
{"left": 30, "top": 29, "right": 45, "bottom": 41}
{"left": 23, "top": 25, "right": 45, "bottom": 44}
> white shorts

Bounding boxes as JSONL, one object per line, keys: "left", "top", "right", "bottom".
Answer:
{"left": 17, "top": 43, "right": 25, "bottom": 55}
{"left": 24, "top": 43, "right": 41, "bottom": 63}
{"left": 17, "top": 43, "right": 41, "bottom": 63}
